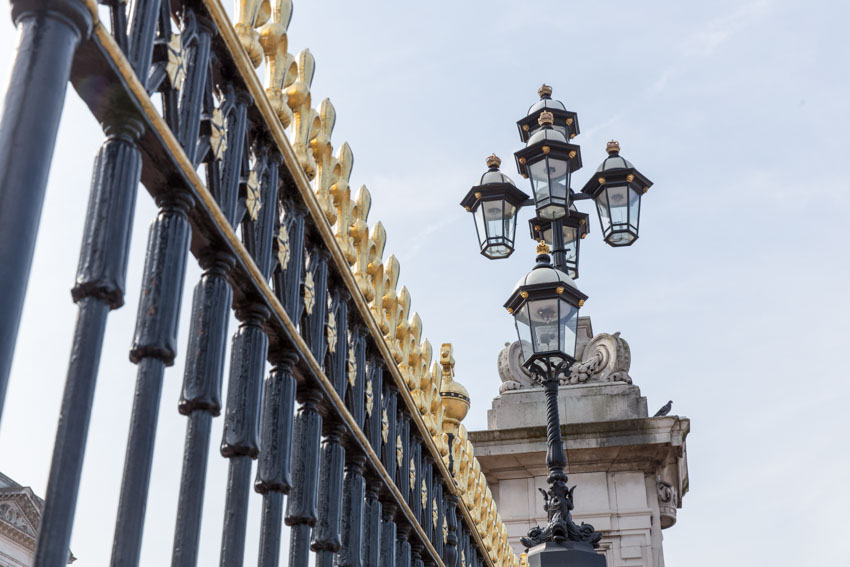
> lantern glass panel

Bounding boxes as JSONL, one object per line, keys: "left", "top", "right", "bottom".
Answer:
{"left": 473, "top": 205, "right": 487, "bottom": 249}
{"left": 515, "top": 303, "right": 534, "bottom": 362}
{"left": 608, "top": 185, "right": 629, "bottom": 227}
{"left": 628, "top": 187, "right": 641, "bottom": 230}
{"left": 563, "top": 225, "right": 578, "bottom": 266}
{"left": 596, "top": 189, "right": 611, "bottom": 233}
{"left": 529, "top": 297, "right": 560, "bottom": 354}
{"left": 560, "top": 300, "right": 579, "bottom": 359}
{"left": 529, "top": 156, "right": 569, "bottom": 220}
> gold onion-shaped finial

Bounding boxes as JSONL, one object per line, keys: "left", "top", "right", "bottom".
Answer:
{"left": 606, "top": 140, "right": 621, "bottom": 154}
{"left": 538, "top": 111, "right": 554, "bottom": 127}
{"left": 486, "top": 154, "right": 501, "bottom": 168}
{"left": 538, "top": 84, "right": 553, "bottom": 98}
{"left": 439, "top": 344, "right": 470, "bottom": 432}
{"left": 536, "top": 240, "right": 550, "bottom": 255}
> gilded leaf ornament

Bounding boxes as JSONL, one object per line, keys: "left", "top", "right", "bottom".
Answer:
{"left": 432, "top": 500, "right": 438, "bottom": 528}
{"left": 461, "top": 550, "right": 466, "bottom": 567}
{"left": 303, "top": 271, "right": 315, "bottom": 315}
{"left": 381, "top": 408, "right": 389, "bottom": 443}
{"left": 420, "top": 479, "right": 427, "bottom": 512}
{"left": 409, "top": 458, "right": 416, "bottom": 489}
{"left": 326, "top": 311, "right": 337, "bottom": 353}
{"left": 396, "top": 435, "right": 403, "bottom": 468}
{"left": 246, "top": 170, "right": 261, "bottom": 221}
{"left": 365, "top": 378, "right": 373, "bottom": 416}
{"left": 165, "top": 34, "right": 186, "bottom": 91}
{"left": 210, "top": 107, "right": 227, "bottom": 161}
{"left": 347, "top": 344, "right": 356, "bottom": 388}
{"left": 443, "top": 516, "right": 448, "bottom": 543}
{"left": 276, "top": 226, "right": 290, "bottom": 269}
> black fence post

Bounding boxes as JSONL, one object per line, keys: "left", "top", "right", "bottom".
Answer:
{"left": 0, "top": 0, "right": 93, "bottom": 423}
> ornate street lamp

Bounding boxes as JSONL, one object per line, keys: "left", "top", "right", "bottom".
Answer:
{"left": 504, "top": 242, "right": 604, "bottom": 566}
{"left": 461, "top": 154, "right": 530, "bottom": 259}
{"left": 460, "top": 84, "right": 657, "bottom": 566}
{"left": 529, "top": 209, "right": 589, "bottom": 280}
{"left": 580, "top": 141, "right": 653, "bottom": 247}
{"left": 514, "top": 111, "right": 582, "bottom": 221}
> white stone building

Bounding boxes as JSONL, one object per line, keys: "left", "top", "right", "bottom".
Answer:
{"left": 469, "top": 319, "right": 689, "bottom": 567}
{"left": 0, "top": 472, "right": 73, "bottom": 566}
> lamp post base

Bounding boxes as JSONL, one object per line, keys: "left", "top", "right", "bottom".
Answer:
{"left": 526, "top": 541, "right": 606, "bottom": 567}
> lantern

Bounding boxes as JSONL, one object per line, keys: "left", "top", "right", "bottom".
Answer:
{"left": 580, "top": 141, "right": 653, "bottom": 247}
{"left": 460, "top": 154, "right": 530, "bottom": 260}
{"left": 516, "top": 84, "right": 579, "bottom": 143}
{"left": 514, "top": 111, "right": 582, "bottom": 221}
{"left": 504, "top": 242, "right": 588, "bottom": 370}
{"left": 528, "top": 208, "right": 589, "bottom": 279}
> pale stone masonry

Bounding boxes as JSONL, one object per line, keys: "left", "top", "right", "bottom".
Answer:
{"left": 469, "top": 319, "right": 689, "bottom": 567}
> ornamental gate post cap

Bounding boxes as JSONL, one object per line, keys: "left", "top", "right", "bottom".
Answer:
{"left": 606, "top": 140, "right": 620, "bottom": 154}
{"left": 486, "top": 154, "right": 502, "bottom": 168}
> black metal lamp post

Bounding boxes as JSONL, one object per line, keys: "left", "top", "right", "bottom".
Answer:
{"left": 461, "top": 154, "right": 530, "bottom": 260}
{"left": 459, "top": 84, "right": 656, "bottom": 566}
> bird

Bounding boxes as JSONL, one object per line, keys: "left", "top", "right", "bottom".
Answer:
{"left": 653, "top": 400, "right": 673, "bottom": 417}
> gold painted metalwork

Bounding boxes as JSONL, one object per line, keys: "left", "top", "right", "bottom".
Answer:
{"left": 464, "top": 206, "right": 470, "bottom": 212}
{"left": 365, "top": 378, "right": 373, "bottom": 416}
{"left": 246, "top": 170, "right": 262, "bottom": 220}
{"left": 643, "top": 186, "right": 650, "bottom": 193}
{"left": 607, "top": 139, "right": 620, "bottom": 153}
{"left": 538, "top": 240, "right": 552, "bottom": 254}
{"left": 381, "top": 408, "right": 389, "bottom": 443}
{"left": 210, "top": 107, "right": 227, "bottom": 160}
{"left": 506, "top": 307, "right": 513, "bottom": 314}
{"left": 396, "top": 434, "right": 403, "bottom": 468}
{"left": 276, "top": 226, "right": 290, "bottom": 269}
{"left": 485, "top": 154, "right": 501, "bottom": 168}
{"left": 461, "top": 550, "right": 466, "bottom": 567}
{"left": 566, "top": 117, "right": 573, "bottom": 126}
{"left": 598, "top": 177, "right": 606, "bottom": 185}
{"left": 568, "top": 150, "right": 576, "bottom": 159}
{"left": 541, "top": 145, "right": 550, "bottom": 155}
{"left": 626, "top": 173, "right": 635, "bottom": 182}
{"left": 432, "top": 499, "right": 438, "bottom": 528}
{"left": 474, "top": 191, "right": 482, "bottom": 199}
{"left": 442, "top": 516, "right": 448, "bottom": 543}
{"left": 234, "top": 0, "right": 269, "bottom": 66}
{"left": 556, "top": 286, "right": 564, "bottom": 295}
{"left": 519, "top": 291, "right": 528, "bottom": 299}
{"left": 409, "top": 457, "right": 416, "bottom": 488}
{"left": 569, "top": 133, "right": 576, "bottom": 139}
{"left": 303, "top": 270, "right": 315, "bottom": 315}
{"left": 165, "top": 34, "right": 186, "bottom": 91}
{"left": 326, "top": 311, "right": 337, "bottom": 353}
{"left": 538, "top": 84, "right": 552, "bottom": 97}
{"left": 259, "top": 0, "right": 296, "bottom": 126}
{"left": 578, "top": 299, "right": 585, "bottom": 307}
{"left": 537, "top": 111, "right": 554, "bottom": 126}
{"left": 332, "top": 142, "right": 356, "bottom": 263}
{"left": 312, "top": 98, "right": 340, "bottom": 223}
{"left": 421, "top": 479, "right": 427, "bottom": 511}
{"left": 288, "top": 50, "right": 320, "bottom": 179}
{"left": 518, "top": 157, "right": 526, "bottom": 165}
{"left": 347, "top": 344, "right": 356, "bottom": 388}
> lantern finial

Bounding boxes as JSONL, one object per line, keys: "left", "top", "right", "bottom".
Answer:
{"left": 538, "top": 111, "right": 554, "bottom": 127}
{"left": 536, "top": 240, "right": 550, "bottom": 255}
{"left": 538, "top": 84, "right": 553, "bottom": 98}
{"left": 606, "top": 140, "right": 620, "bottom": 154}
{"left": 486, "top": 154, "right": 501, "bottom": 168}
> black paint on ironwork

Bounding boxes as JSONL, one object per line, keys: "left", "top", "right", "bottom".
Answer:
{"left": 363, "top": 479, "right": 383, "bottom": 567}
{"left": 312, "top": 423, "right": 345, "bottom": 566}
{"left": 0, "top": 0, "right": 93, "bottom": 423}
{"left": 380, "top": 502, "right": 398, "bottom": 567}
{"left": 347, "top": 323, "right": 367, "bottom": 427}
{"left": 274, "top": 198, "right": 306, "bottom": 321}
{"left": 396, "top": 524, "right": 412, "bottom": 567}
{"left": 338, "top": 453, "right": 366, "bottom": 567}
{"left": 255, "top": 352, "right": 298, "bottom": 567}
{"left": 35, "top": 115, "right": 144, "bottom": 567}
{"left": 286, "top": 389, "right": 323, "bottom": 567}
{"left": 365, "top": 355, "right": 384, "bottom": 455}
{"left": 326, "top": 287, "right": 349, "bottom": 395}
{"left": 301, "top": 246, "right": 329, "bottom": 361}
{"left": 382, "top": 385, "right": 398, "bottom": 481}
{"left": 219, "top": 304, "right": 271, "bottom": 566}
{"left": 443, "top": 494, "right": 459, "bottom": 567}
{"left": 112, "top": 191, "right": 193, "bottom": 567}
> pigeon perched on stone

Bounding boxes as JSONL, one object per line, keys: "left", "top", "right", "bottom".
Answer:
{"left": 653, "top": 400, "right": 673, "bottom": 417}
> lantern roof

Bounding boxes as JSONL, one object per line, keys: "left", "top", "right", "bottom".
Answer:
{"left": 527, "top": 126, "right": 568, "bottom": 147}
{"left": 460, "top": 155, "right": 529, "bottom": 211}
{"left": 512, "top": 254, "right": 578, "bottom": 292}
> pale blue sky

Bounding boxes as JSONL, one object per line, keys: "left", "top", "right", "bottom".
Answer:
{"left": 1, "top": 0, "right": 849, "bottom": 565}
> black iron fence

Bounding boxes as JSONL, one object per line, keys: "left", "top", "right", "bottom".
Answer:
{"left": 0, "top": 0, "right": 518, "bottom": 566}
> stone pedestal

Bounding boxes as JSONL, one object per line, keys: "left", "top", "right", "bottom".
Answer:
{"left": 526, "top": 541, "right": 607, "bottom": 567}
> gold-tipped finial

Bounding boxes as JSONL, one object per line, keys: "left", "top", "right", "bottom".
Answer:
{"left": 606, "top": 140, "right": 621, "bottom": 154}
{"left": 486, "top": 154, "right": 501, "bottom": 168}
{"left": 538, "top": 84, "right": 553, "bottom": 98}
{"left": 439, "top": 344, "right": 470, "bottom": 433}
{"left": 536, "top": 240, "right": 550, "bottom": 255}
{"left": 538, "top": 111, "right": 554, "bottom": 127}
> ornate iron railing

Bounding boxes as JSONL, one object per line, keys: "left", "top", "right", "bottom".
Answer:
{"left": 0, "top": 0, "right": 518, "bottom": 566}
